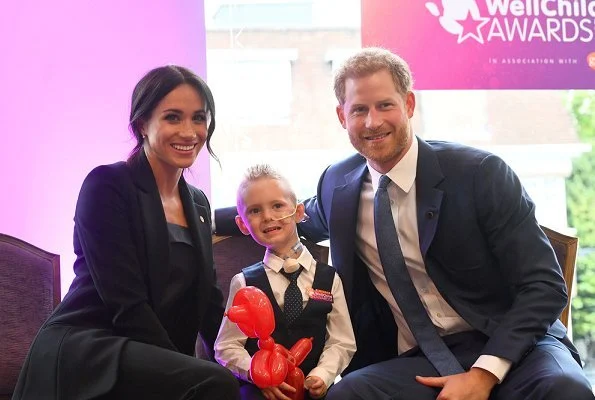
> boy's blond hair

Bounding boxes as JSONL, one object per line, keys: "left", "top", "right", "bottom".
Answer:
{"left": 236, "top": 164, "right": 297, "bottom": 212}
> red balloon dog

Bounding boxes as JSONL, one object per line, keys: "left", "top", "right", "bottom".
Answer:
{"left": 225, "top": 286, "right": 313, "bottom": 400}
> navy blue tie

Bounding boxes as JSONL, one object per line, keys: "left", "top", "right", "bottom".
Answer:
{"left": 374, "top": 174, "right": 464, "bottom": 376}
{"left": 281, "top": 266, "right": 304, "bottom": 325}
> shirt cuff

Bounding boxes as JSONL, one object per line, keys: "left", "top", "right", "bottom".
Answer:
{"left": 472, "top": 355, "right": 512, "bottom": 383}
{"left": 237, "top": 358, "right": 252, "bottom": 382}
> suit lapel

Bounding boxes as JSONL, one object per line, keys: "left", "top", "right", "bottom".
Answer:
{"left": 330, "top": 162, "right": 367, "bottom": 307}
{"left": 415, "top": 138, "right": 445, "bottom": 258}
{"left": 130, "top": 153, "right": 170, "bottom": 309}
{"left": 179, "top": 178, "right": 214, "bottom": 290}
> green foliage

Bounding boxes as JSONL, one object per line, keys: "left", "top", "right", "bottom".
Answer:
{"left": 567, "top": 91, "right": 595, "bottom": 143}
{"left": 567, "top": 90, "right": 595, "bottom": 341}
{"left": 566, "top": 151, "right": 595, "bottom": 248}
{"left": 572, "top": 252, "right": 595, "bottom": 340}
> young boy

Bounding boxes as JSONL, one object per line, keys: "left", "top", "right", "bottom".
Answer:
{"left": 215, "top": 164, "right": 356, "bottom": 400}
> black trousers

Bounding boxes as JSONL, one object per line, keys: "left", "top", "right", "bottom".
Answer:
{"left": 239, "top": 380, "right": 325, "bottom": 400}
{"left": 327, "top": 331, "right": 593, "bottom": 400}
{"left": 99, "top": 340, "right": 240, "bottom": 400}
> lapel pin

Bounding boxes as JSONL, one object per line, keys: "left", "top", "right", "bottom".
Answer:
{"left": 200, "top": 216, "right": 205, "bottom": 223}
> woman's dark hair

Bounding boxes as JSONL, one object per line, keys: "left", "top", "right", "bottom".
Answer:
{"left": 128, "top": 65, "right": 218, "bottom": 163}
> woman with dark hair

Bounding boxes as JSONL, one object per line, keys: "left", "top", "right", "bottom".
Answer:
{"left": 13, "top": 65, "right": 240, "bottom": 400}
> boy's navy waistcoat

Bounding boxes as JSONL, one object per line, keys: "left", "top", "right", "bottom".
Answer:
{"left": 243, "top": 262, "right": 335, "bottom": 376}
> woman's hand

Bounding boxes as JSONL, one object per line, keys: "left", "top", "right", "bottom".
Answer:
{"left": 261, "top": 382, "right": 296, "bottom": 400}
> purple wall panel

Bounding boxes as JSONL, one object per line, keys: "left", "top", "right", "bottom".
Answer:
{"left": 0, "top": 0, "right": 210, "bottom": 295}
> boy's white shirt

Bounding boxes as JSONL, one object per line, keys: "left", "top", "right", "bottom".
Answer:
{"left": 214, "top": 246, "right": 356, "bottom": 389}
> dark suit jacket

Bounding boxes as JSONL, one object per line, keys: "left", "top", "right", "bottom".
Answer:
{"left": 296, "top": 137, "right": 571, "bottom": 372}
{"left": 13, "top": 152, "right": 224, "bottom": 400}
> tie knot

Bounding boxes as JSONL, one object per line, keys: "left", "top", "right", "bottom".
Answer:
{"left": 378, "top": 175, "right": 391, "bottom": 189}
{"left": 281, "top": 265, "right": 303, "bottom": 282}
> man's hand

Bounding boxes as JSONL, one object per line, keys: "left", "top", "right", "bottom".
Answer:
{"left": 261, "top": 382, "right": 296, "bottom": 400}
{"left": 305, "top": 375, "right": 328, "bottom": 399}
{"left": 415, "top": 367, "right": 499, "bottom": 400}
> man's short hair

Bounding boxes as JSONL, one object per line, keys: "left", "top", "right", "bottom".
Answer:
{"left": 334, "top": 47, "right": 414, "bottom": 104}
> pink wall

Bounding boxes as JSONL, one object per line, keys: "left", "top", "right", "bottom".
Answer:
{"left": 0, "top": 0, "right": 210, "bottom": 295}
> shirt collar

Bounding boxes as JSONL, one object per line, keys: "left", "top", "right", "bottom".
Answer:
{"left": 368, "top": 135, "right": 418, "bottom": 193}
{"left": 263, "top": 244, "right": 314, "bottom": 273}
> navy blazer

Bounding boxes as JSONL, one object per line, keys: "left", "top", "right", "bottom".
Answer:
{"left": 13, "top": 152, "right": 224, "bottom": 400}
{"left": 299, "top": 137, "right": 570, "bottom": 371}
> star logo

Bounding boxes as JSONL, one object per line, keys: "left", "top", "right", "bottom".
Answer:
{"left": 457, "top": 12, "right": 490, "bottom": 44}
{"left": 425, "top": 0, "right": 490, "bottom": 44}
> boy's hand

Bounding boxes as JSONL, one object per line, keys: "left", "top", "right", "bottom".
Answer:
{"left": 261, "top": 382, "right": 296, "bottom": 400}
{"left": 305, "top": 375, "right": 327, "bottom": 399}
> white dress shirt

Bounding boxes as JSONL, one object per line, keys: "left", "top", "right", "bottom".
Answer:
{"left": 214, "top": 246, "right": 356, "bottom": 389}
{"left": 356, "top": 137, "right": 511, "bottom": 382}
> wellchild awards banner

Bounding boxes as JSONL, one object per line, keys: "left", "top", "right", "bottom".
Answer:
{"left": 362, "top": 0, "right": 595, "bottom": 89}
